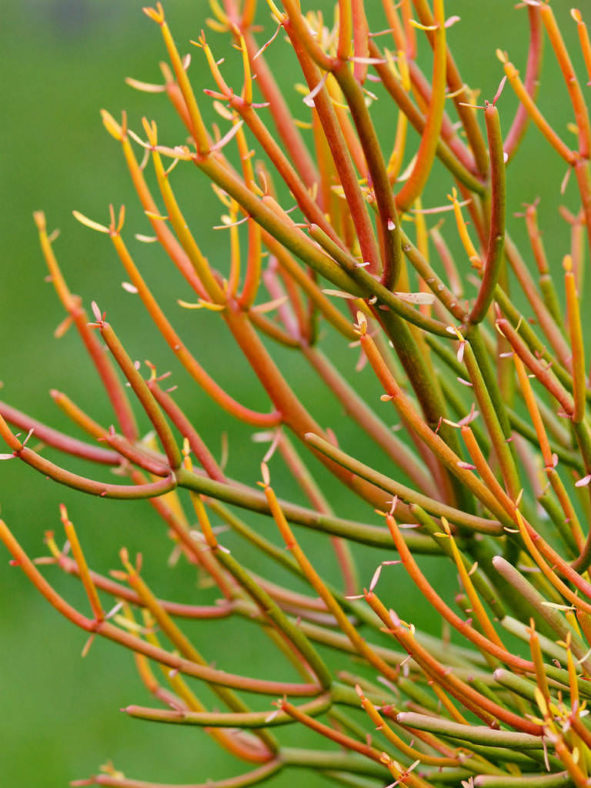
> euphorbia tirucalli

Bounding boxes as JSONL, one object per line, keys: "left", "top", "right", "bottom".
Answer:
{"left": 3, "top": 0, "right": 591, "bottom": 785}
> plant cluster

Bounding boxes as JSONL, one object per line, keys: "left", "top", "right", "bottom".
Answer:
{"left": 3, "top": 0, "right": 591, "bottom": 786}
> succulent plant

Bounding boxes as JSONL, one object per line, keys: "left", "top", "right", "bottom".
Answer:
{"left": 3, "top": 1, "right": 591, "bottom": 786}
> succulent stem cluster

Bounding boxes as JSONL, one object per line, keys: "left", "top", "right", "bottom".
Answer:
{"left": 4, "top": 0, "right": 591, "bottom": 785}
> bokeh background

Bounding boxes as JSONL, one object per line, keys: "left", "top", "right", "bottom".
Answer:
{"left": 0, "top": 0, "right": 580, "bottom": 785}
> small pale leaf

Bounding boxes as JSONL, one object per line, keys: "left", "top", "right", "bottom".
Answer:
{"left": 72, "top": 211, "right": 109, "bottom": 234}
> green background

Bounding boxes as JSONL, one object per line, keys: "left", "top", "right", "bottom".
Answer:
{"left": 0, "top": 1, "right": 580, "bottom": 785}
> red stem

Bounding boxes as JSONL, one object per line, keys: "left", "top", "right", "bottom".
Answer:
{"left": 504, "top": 5, "right": 543, "bottom": 163}
{"left": 0, "top": 401, "right": 119, "bottom": 466}
{"left": 286, "top": 25, "right": 382, "bottom": 275}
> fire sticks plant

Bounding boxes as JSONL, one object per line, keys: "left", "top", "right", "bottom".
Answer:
{"left": 4, "top": 0, "right": 591, "bottom": 785}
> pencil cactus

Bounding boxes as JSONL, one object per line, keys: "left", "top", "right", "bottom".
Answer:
{"left": 3, "top": 1, "right": 591, "bottom": 786}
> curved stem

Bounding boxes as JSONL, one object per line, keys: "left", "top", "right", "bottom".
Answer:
{"left": 333, "top": 61, "right": 401, "bottom": 288}
{"left": 0, "top": 517, "right": 323, "bottom": 696}
{"left": 0, "top": 400, "right": 119, "bottom": 466}
{"left": 123, "top": 694, "right": 331, "bottom": 728}
{"left": 469, "top": 105, "right": 506, "bottom": 324}
{"left": 368, "top": 40, "right": 484, "bottom": 194}
{"left": 306, "top": 433, "right": 501, "bottom": 534}
{"left": 75, "top": 759, "right": 282, "bottom": 788}
{"left": 504, "top": 5, "right": 543, "bottom": 163}
{"left": 386, "top": 515, "right": 532, "bottom": 671}
{"left": 34, "top": 212, "right": 139, "bottom": 441}
{"left": 395, "top": 0, "right": 446, "bottom": 213}
{"left": 96, "top": 321, "right": 182, "bottom": 469}
{"left": 412, "top": 0, "right": 489, "bottom": 178}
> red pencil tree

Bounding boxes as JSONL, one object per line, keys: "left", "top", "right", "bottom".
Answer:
{"left": 3, "top": 2, "right": 591, "bottom": 786}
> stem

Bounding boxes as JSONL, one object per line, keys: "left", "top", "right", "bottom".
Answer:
{"left": 305, "top": 433, "right": 501, "bottom": 534}
{"left": 34, "top": 212, "right": 139, "bottom": 441}
{"left": 96, "top": 322, "right": 181, "bottom": 468}
{"left": 0, "top": 400, "right": 119, "bottom": 466}
{"left": 412, "top": 0, "right": 489, "bottom": 178}
{"left": 469, "top": 105, "right": 506, "bottom": 324}
{"left": 385, "top": 515, "right": 531, "bottom": 670}
{"left": 123, "top": 694, "right": 331, "bottom": 728}
{"left": 303, "top": 347, "right": 435, "bottom": 494}
{"left": 395, "top": 0, "right": 446, "bottom": 213}
{"left": 504, "top": 5, "right": 543, "bottom": 163}
{"left": 77, "top": 759, "right": 282, "bottom": 788}
{"left": 395, "top": 712, "right": 542, "bottom": 749}
{"left": 333, "top": 62, "right": 402, "bottom": 288}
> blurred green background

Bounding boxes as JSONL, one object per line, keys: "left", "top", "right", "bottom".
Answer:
{"left": 0, "top": 0, "right": 580, "bottom": 785}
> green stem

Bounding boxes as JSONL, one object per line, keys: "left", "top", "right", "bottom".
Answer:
{"left": 469, "top": 105, "right": 505, "bottom": 324}
{"left": 308, "top": 224, "right": 452, "bottom": 337}
{"left": 400, "top": 230, "right": 468, "bottom": 322}
{"left": 123, "top": 694, "right": 332, "bottom": 728}
{"left": 396, "top": 712, "right": 543, "bottom": 748}
{"left": 303, "top": 346, "right": 436, "bottom": 495}
{"left": 474, "top": 773, "right": 572, "bottom": 787}
{"left": 281, "top": 749, "right": 387, "bottom": 779}
{"left": 463, "top": 338, "right": 520, "bottom": 498}
{"left": 305, "top": 433, "right": 502, "bottom": 534}
{"left": 492, "top": 557, "right": 591, "bottom": 672}
{"left": 333, "top": 61, "right": 401, "bottom": 288}
{"left": 176, "top": 466, "right": 439, "bottom": 552}
{"left": 197, "top": 157, "right": 363, "bottom": 294}
{"left": 213, "top": 547, "right": 334, "bottom": 689}
{"left": 98, "top": 322, "right": 181, "bottom": 469}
